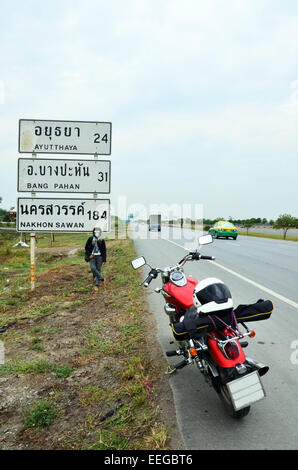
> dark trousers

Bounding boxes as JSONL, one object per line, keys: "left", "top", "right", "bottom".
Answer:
{"left": 89, "top": 256, "right": 103, "bottom": 285}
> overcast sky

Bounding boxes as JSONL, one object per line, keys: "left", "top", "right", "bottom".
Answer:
{"left": 1, "top": 0, "right": 298, "bottom": 220}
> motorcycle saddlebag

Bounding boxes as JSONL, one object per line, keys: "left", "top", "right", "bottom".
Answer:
{"left": 234, "top": 299, "right": 274, "bottom": 323}
{"left": 171, "top": 319, "right": 209, "bottom": 341}
{"left": 171, "top": 300, "right": 274, "bottom": 341}
{"left": 171, "top": 306, "right": 217, "bottom": 341}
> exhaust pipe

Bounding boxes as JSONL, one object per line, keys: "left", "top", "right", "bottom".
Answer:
{"left": 245, "top": 357, "right": 269, "bottom": 377}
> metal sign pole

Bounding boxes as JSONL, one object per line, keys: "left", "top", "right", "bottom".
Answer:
{"left": 30, "top": 152, "right": 36, "bottom": 290}
{"left": 30, "top": 232, "right": 36, "bottom": 290}
{"left": 17, "top": 119, "right": 112, "bottom": 280}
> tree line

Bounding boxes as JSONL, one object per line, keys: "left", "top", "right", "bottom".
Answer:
{"left": 169, "top": 214, "right": 298, "bottom": 240}
{"left": 203, "top": 215, "right": 298, "bottom": 240}
{"left": 0, "top": 197, "right": 15, "bottom": 222}
{"left": 203, "top": 217, "right": 275, "bottom": 225}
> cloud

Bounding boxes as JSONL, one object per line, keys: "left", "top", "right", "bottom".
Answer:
{"left": 0, "top": 0, "right": 298, "bottom": 218}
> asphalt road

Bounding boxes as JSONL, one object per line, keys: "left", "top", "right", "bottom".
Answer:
{"left": 131, "top": 224, "right": 298, "bottom": 450}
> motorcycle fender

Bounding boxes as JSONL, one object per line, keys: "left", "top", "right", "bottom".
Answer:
{"left": 207, "top": 336, "right": 246, "bottom": 368}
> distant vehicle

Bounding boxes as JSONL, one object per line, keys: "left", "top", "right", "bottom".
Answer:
{"left": 209, "top": 221, "right": 238, "bottom": 240}
{"left": 149, "top": 214, "right": 161, "bottom": 232}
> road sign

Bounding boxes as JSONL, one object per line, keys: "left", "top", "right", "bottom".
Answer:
{"left": 17, "top": 197, "right": 110, "bottom": 232}
{"left": 18, "top": 119, "right": 112, "bottom": 155}
{"left": 18, "top": 158, "right": 111, "bottom": 194}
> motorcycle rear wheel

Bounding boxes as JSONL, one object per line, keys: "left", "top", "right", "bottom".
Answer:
{"left": 219, "top": 384, "right": 251, "bottom": 419}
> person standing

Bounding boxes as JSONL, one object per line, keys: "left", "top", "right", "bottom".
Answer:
{"left": 85, "top": 227, "right": 106, "bottom": 291}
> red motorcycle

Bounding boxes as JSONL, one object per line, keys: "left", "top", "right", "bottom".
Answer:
{"left": 131, "top": 234, "right": 273, "bottom": 419}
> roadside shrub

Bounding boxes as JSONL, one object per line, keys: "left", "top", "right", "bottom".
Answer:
{"left": 23, "top": 400, "right": 58, "bottom": 431}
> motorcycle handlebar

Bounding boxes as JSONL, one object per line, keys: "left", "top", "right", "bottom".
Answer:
{"left": 140, "top": 253, "right": 215, "bottom": 287}
{"left": 191, "top": 253, "right": 215, "bottom": 261}
{"left": 178, "top": 256, "right": 189, "bottom": 264}
{"left": 143, "top": 269, "right": 158, "bottom": 287}
{"left": 178, "top": 252, "right": 215, "bottom": 264}
{"left": 143, "top": 274, "right": 154, "bottom": 287}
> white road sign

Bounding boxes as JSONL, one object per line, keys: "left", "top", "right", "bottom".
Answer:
{"left": 18, "top": 158, "right": 111, "bottom": 194}
{"left": 17, "top": 198, "right": 110, "bottom": 232}
{"left": 19, "top": 119, "right": 112, "bottom": 155}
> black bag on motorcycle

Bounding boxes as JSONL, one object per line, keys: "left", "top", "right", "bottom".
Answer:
{"left": 171, "top": 300, "right": 274, "bottom": 341}
{"left": 234, "top": 299, "right": 274, "bottom": 323}
{"left": 170, "top": 306, "right": 227, "bottom": 341}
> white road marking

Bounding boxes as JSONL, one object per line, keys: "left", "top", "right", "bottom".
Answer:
{"left": 217, "top": 241, "right": 241, "bottom": 246}
{"left": 161, "top": 238, "right": 188, "bottom": 250}
{"left": 162, "top": 237, "right": 298, "bottom": 309}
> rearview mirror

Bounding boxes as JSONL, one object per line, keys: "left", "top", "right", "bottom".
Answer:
{"left": 198, "top": 234, "right": 213, "bottom": 246}
{"left": 131, "top": 256, "right": 146, "bottom": 269}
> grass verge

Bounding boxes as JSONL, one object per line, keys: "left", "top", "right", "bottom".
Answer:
{"left": 238, "top": 231, "right": 298, "bottom": 241}
{"left": 0, "top": 232, "right": 178, "bottom": 450}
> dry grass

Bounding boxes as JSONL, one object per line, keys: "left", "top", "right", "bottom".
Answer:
{"left": 0, "top": 234, "right": 181, "bottom": 450}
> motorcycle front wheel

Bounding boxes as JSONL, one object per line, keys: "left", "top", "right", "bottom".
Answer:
{"left": 219, "top": 384, "right": 250, "bottom": 419}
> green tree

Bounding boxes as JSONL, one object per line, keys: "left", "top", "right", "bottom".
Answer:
{"left": 274, "top": 214, "right": 297, "bottom": 240}
{"left": 0, "top": 197, "right": 9, "bottom": 222}
{"left": 242, "top": 219, "right": 255, "bottom": 235}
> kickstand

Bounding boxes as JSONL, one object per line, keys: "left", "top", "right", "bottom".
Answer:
{"left": 165, "top": 364, "right": 177, "bottom": 375}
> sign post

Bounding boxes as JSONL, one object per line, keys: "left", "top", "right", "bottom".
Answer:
{"left": 30, "top": 152, "right": 36, "bottom": 291}
{"left": 17, "top": 119, "right": 112, "bottom": 290}
{"left": 17, "top": 197, "right": 110, "bottom": 232}
{"left": 19, "top": 120, "right": 112, "bottom": 155}
{"left": 18, "top": 158, "right": 111, "bottom": 194}
{"left": 30, "top": 232, "right": 35, "bottom": 290}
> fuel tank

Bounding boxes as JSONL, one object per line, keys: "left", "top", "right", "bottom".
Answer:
{"left": 163, "top": 276, "right": 197, "bottom": 311}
